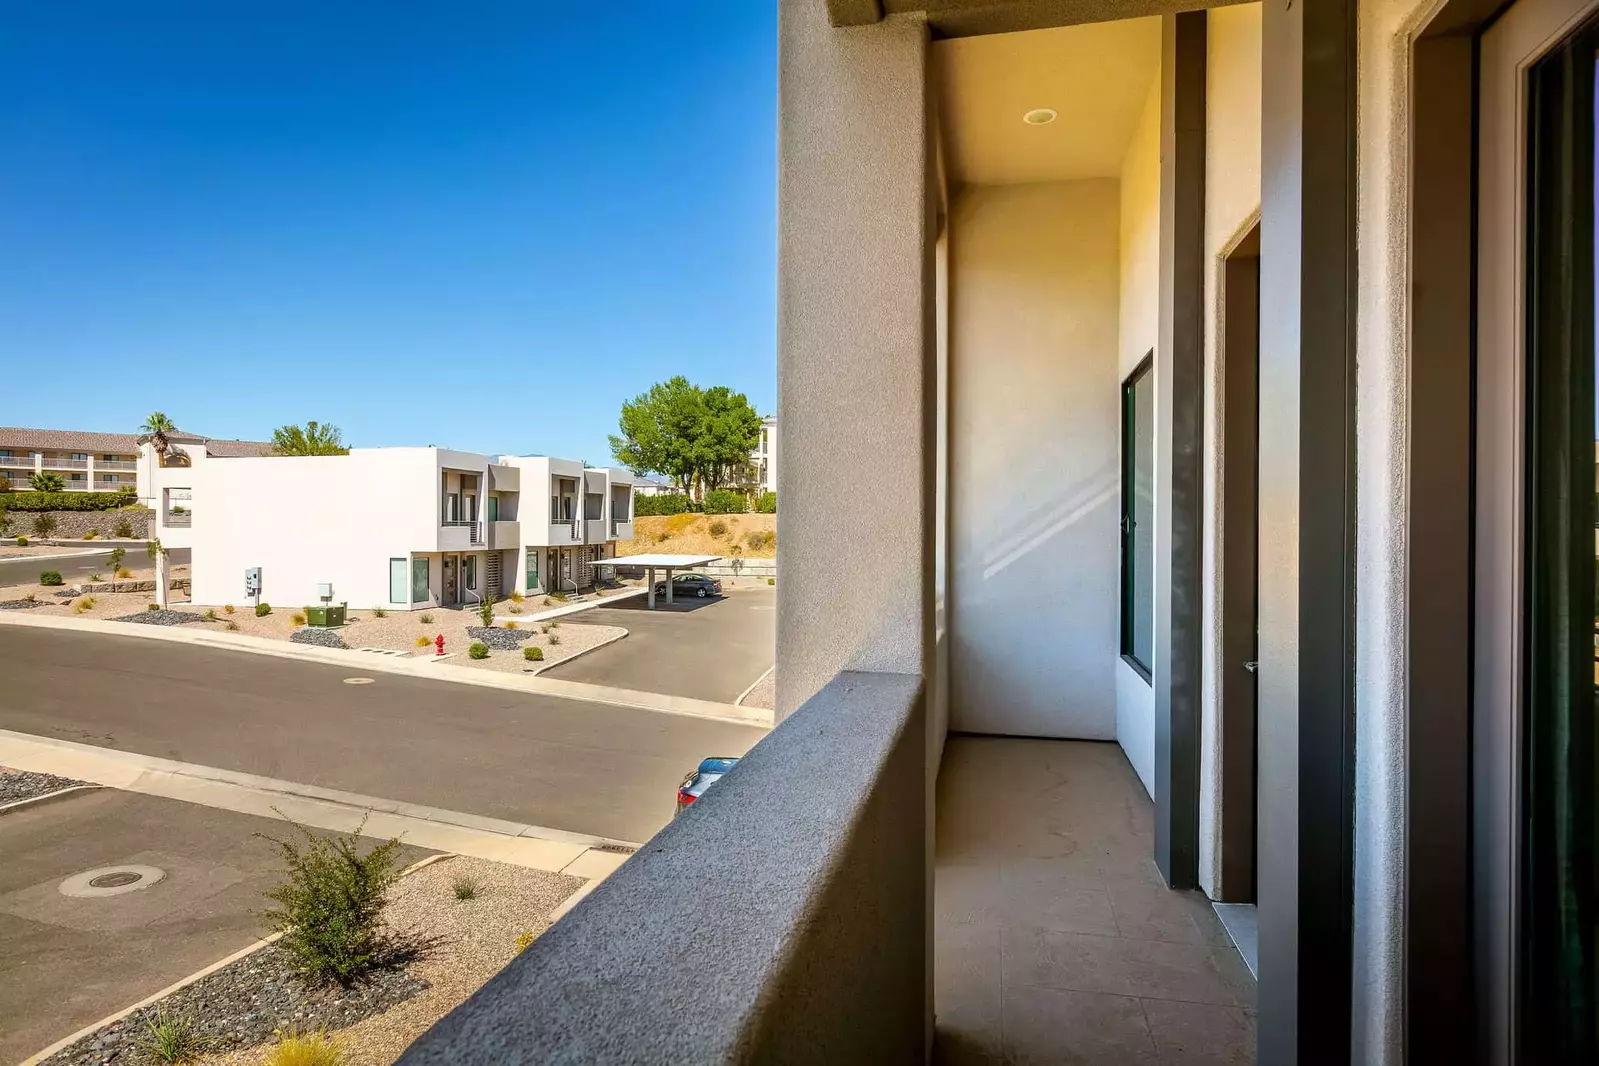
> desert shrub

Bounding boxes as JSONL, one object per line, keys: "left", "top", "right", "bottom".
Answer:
{"left": 754, "top": 491, "right": 777, "bottom": 514}
{"left": 745, "top": 529, "right": 776, "bottom": 551}
{"left": 204, "top": 608, "right": 218, "bottom": 620}
{"left": 147, "top": 602, "right": 160, "bottom": 611}
{"left": 505, "top": 620, "right": 519, "bottom": 630}
{"left": 549, "top": 634, "right": 561, "bottom": 646}
{"left": 107, "top": 546, "right": 126, "bottom": 570}
{"left": 477, "top": 593, "right": 496, "bottom": 627}
{"left": 31, "top": 513, "right": 58, "bottom": 538}
{"left": 551, "top": 592, "right": 568, "bottom": 603}
{"left": 524, "top": 646, "right": 544, "bottom": 662}
{"left": 113, "top": 516, "right": 135, "bottom": 538}
{"left": 468, "top": 641, "right": 489, "bottom": 660}
{"left": 23, "top": 591, "right": 36, "bottom": 602}
{"left": 136, "top": 1010, "right": 210, "bottom": 1064}
{"left": 707, "top": 519, "right": 728, "bottom": 536}
{"left": 256, "top": 602, "right": 272, "bottom": 617}
{"left": 703, "top": 489, "right": 747, "bottom": 515}
{"left": 263, "top": 1029, "right": 345, "bottom": 1066}
{"left": 116, "top": 567, "right": 132, "bottom": 578}
{"left": 38, "top": 570, "right": 63, "bottom": 586}
{"left": 509, "top": 589, "right": 524, "bottom": 603}
{"left": 0, "top": 489, "right": 137, "bottom": 512}
{"left": 452, "top": 875, "right": 479, "bottom": 901}
{"left": 509, "top": 604, "right": 522, "bottom": 614}
{"left": 223, "top": 603, "right": 235, "bottom": 614}
{"left": 226, "top": 619, "right": 240, "bottom": 631}
{"left": 768, "top": 577, "right": 776, "bottom": 585}
{"left": 83, "top": 528, "right": 98, "bottom": 539}
{"left": 550, "top": 619, "right": 560, "bottom": 629}
{"left": 259, "top": 819, "right": 402, "bottom": 986}
{"left": 415, "top": 635, "right": 431, "bottom": 648}
{"left": 419, "top": 612, "right": 433, "bottom": 624}
{"left": 516, "top": 930, "right": 536, "bottom": 952}
{"left": 14, "top": 535, "right": 26, "bottom": 546}
{"left": 291, "top": 611, "right": 307, "bottom": 626}
{"left": 634, "top": 492, "right": 694, "bottom": 516}
{"left": 88, "top": 571, "right": 103, "bottom": 581}
{"left": 543, "top": 596, "right": 553, "bottom": 606}
{"left": 28, "top": 472, "right": 64, "bottom": 492}
{"left": 540, "top": 623, "right": 552, "bottom": 634}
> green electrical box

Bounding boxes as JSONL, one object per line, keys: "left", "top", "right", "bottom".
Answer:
{"left": 307, "top": 604, "right": 347, "bottom": 627}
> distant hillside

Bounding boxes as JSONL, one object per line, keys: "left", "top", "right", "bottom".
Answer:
{"left": 621, "top": 513, "right": 777, "bottom": 559}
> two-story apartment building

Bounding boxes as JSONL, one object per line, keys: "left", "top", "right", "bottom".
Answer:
{"left": 0, "top": 426, "right": 270, "bottom": 495}
{"left": 141, "top": 440, "right": 634, "bottom": 611}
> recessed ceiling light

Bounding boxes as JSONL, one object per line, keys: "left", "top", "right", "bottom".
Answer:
{"left": 1023, "top": 108, "right": 1058, "bottom": 125}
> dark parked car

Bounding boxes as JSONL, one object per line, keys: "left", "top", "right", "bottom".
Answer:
{"left": 654, "top": 573, "right": 722, "bottom": 598}
{"left": 676, "top": 757, "right": 739, "bottom": 812}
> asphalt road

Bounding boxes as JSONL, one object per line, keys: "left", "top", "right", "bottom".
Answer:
{"left": 0, "top": 789, "right": 430, "bottom": 1064}
{"left": 541, "top": 586, "right": 776, "bottom": 703}
{"left": 0, "top": 627, "right": 766, "bottom": 843}
{"left": 0, "top": 546, "right": 191, "bottom": 588}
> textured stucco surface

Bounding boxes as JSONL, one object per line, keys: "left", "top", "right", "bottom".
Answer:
{"left": 1116, "top": 72, "right": 1162, "bottom": 795}
{"left": 1196, "top": 1, "right": 1261, "bottom": 900}
{"left": 397, "top": 671, "right": 927, "bottom": 1064}
{"left": 777, "top": 0, "right": 932, "bottom": 717}
{"left": 948, "top": 180, "right": 1121, "bottom": 739}
{"left": 1351, "top": 0, "right": 1436, "bottom": 1059}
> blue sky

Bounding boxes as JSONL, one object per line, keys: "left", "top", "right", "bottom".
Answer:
{"left": 0, "top": 1, "right": 776, "bottom": 464}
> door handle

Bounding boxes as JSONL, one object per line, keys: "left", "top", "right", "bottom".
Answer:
{"left": 1243, "top": 661, "right": 1258, "bottom": 673}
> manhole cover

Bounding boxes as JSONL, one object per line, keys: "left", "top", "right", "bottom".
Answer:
{"left": 59, "top": 865, "right": 166, "bottom": 899}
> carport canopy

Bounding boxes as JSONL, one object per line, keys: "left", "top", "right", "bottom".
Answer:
{"left": 609, "top": 553, "right": 722, "bottom": 608}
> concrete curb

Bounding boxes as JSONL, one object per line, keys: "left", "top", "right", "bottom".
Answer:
{"left": 18, "top": 852, "right": 460, "bottom": 1066}
{"left": 0, "top": 783, "right": 102, "bottom": 815}
{"left": 0, "top": 548, "right": 106, "bottom": 563}
{"left": 0, "top": 612, "right": 774, "bottom": 728}
{"left": 734, "top": 664, "right": 775, "bottom": 708}
{"left": 527, "top": 627, "right": 629, "bottom": 676}
{"left": 499, "top": 585, "right": 648, "bottom": 625}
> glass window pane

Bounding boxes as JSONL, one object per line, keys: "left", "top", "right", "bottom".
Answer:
{"left": 390, "top": 558, "right": 407, "bottom": 604}
{"left": 411, "top": 557, "right": 429, "bottom": 602}
{"left": 1121, "top": 358, "right": 1155, "bottom": 677}
{"left": 525, "top": 549, "right": 538, "bottom": 591}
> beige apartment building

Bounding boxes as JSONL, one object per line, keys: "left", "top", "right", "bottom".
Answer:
{"left": 399, "top": 0, "right": 1596, "bottom": 1063}
{"left": 0, "top": 426, "right": 270, "bottom": 495}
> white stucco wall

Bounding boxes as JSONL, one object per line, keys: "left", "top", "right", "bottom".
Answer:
{"left": 1197, "top": 1, "right": 1263, "bottom": 898}
{"left": 948, "top": 179, "right": 1121, "bottom": 739}
{"left": 187, "top": 448, "right": 444, "bottom": 610}
{"left": 1116, "top": 74, "right": 1162, "bottom": 795}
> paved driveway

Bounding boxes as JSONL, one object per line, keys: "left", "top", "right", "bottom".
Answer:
{"left": 540, "top": 586, "right": 776, "bottom": 705}
{"left": 0, "top": 546, "right": 191, "bottom": 588}
{"left": 0, "top": 788, "right": 428, "bottom": 1063}
{"left": 0, "top": 627, "right": 766, "bottom": 843}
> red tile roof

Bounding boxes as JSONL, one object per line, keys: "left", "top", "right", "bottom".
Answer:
{"left": 0, "top": 426, "right": 273, "bottom": 457}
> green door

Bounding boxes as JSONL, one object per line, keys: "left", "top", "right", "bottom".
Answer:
{"left": 411, "top": 557, "right": 430, "bottom": 603}
{"left": 525, "top": 549, "right": 539, "bottom": 592}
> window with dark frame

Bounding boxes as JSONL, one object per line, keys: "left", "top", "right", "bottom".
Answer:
{"left": 1120, "top": 353, "right": 1155, "bottom": 682}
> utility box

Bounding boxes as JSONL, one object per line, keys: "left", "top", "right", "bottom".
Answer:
{"left": 244, "top": 567, "right": 261, "bottom": 596}
{"left": 306, "top": 603, "right": 347, "bottom": 628}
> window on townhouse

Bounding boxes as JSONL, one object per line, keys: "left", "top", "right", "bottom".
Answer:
{"left": 70, "top": 452, "right": 87, "bottom": 461}
{"left": 103, "top": 474, "right": 119, "bottom": 483}
{"left": 488, "top": 495, "right": 499, "bottom": 522}
{"left": 69, "top": 473, "right": 86, "bottom": 481}
{"left": 1120, "top": 354, "right": 1155, "bottom": 682}
{"left": 464, "top": 555, "right": 477, "bottom": 591}
{"left": 390, "top": 559, "right": 408, "bottom": 604}
{"left": 410, "top": 558, "right": 429, "bottom": 602}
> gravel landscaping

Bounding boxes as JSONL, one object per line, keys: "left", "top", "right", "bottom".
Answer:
{"left": 0, "top": 769, "right": 89, "bottom": 805}
{"left": 465, "top": 625, "right": 532, "bottom": 650}
{"left": 290, "top": 627, "right": 349, "bottom": 649}
{"left": 0, "top": 598, "right": 46, "bottom": 610}
{"left": 113, "top": 609, "right": 207, "bottom": 626}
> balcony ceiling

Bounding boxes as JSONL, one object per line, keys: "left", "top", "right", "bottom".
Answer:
{"left": 934, "top": 17, "right": 1159, "bottom": 186}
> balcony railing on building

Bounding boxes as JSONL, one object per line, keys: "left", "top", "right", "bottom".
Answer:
{"left": 41, "top": 456, "right": 88, "bottom": 470}
{"left": 441, "top": 519, "right": 484, "bottom": 545}
{"left": 165, "top": 511, "right": 192, "bottom": 527}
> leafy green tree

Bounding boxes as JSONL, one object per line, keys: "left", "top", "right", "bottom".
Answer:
{"left": 28, "top": 472, "right": 64, "bottom": 492}
{"left": 609, "top": 378, "right": 762, "bottom": 500}
{"left": 270, "top": 421, "right": 349, "bottom": 456}
{"left": 31, "top": 513, "right": 58, "bottom": 538}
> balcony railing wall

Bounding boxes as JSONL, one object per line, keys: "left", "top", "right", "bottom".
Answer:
{"left": 398, "top": 671, "right": 928, "bottom": 1064}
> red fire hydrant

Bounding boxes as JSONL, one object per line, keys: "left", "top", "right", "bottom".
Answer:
{"left": 435, "top": 633, "right": 445, "bottom": 657}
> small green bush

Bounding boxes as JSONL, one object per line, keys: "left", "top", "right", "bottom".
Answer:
{"left": 634, "top": 492, "right": 695, "bottom": 516}
{"left": 259, "top": 819, "right": 403, "bottom": 986}
{"left": 223, "top": 603, "right": 235, "bottom": 614}
{"left": 291, "top": 611, "right": 307, "bottom": 626}
{"left": 256, "top": 602, "right": 272, "bottom": 617}
{"left": 509, "top": 589, "right": 524, "bottom": 603}
{"left": 113, "top": 516, "right": 135, "bottom": 538}
{"left": 768, "top": 577, "right": 776, "bottom": 585}
{"left": 147, "top": 602, "right": 160, "bottom": 611}
{"left": 452, "top": 874, "right": 479, "bottom": 901}
{"left": 548, "top": 634, "right": 561, "bottom": 646}
{"left": 116, "top": 567, "right": 132, "bottom": 578}
{"left": 703, "top": 489, "right": 747, "bottom": 515}
{"left": 28, "top": 472, "right": 64, "bottom": 492}
{"left": 88, "top": 571, "right": 103, "bottom": 582}
{"left": 468, "top": 641, "right": 489, "bottom": 660}
{"left": 551, "top": 592, "right": 568, "bottom": 603}
{"left": 136, "top": 1009, "right": 210, "bottom": 1064}
{"left": 477, "top": 593, "right": 496, "bottom": 628}
{"left": 524, "top": 646, "right": 544, "bottom": 662}
{"left": 204, "top": 608, "right": 217, "bottom": 621}
{"left": 38, "top": 570, "right": 63, "bottom": 586}
{"left": 754, "top": 491, "right": 777, "bottom": 513}
{"left": 419, "top": 612, "right": 434, "bottom": 624}
{"left": 707, "top": 519, "right": 728, "bottom": 536}
{"left": 508, "top": 604, "right": 522, "bottom": 614}
{"left": 83, "top": 528, "right": 98, "bottom": 539}
{"left": 549, "top": 619, "right": 560, "bottom": 629}
{"left": 31, "top": 512, "right": 58, "bottom": 538}
{"left": 0, "top": 489, "right": 138, "bottom": 512}
{"left": 14, "top": 535, "right": 26, "bottom": 546}
{"left": 372, "top": 606, "right": 387, "bottom": 618}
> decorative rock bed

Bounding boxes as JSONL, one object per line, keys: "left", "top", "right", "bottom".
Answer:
{"left": 290, "top": 627, "right": 349, "bottom": 650}
{"left": 466, "top": 625, "right": 532, "bottom": 650}
{"left": 112, "top": 610, "right": 207, "bottom": 626}
{"left": 51, "top": 588, "right": 80, "bottom": 598}
{"left": 0, "top": 598, "right": 46, "bottom": 611}
{"left": 0, "top": 769, "right": 88, "bottom": 805}
{"left": 38, "top": 944, "right": 428, "bottom": 1066}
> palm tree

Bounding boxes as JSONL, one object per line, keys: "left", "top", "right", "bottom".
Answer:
{"left": 270, "top": 421, "right": 348, "bottom": 456}
{"left": 140, "top": 411, "right": 176, "bottom": 437}
{"left": 29, "top": 472, "right": 64, "bottom": 492}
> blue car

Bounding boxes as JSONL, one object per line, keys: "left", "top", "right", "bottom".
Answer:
{"left": 676, "top": 757, "right": 739, "bottom": 813}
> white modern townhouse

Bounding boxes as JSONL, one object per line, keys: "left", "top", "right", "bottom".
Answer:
{"left": 139, "top": 439, "right": 636, "bottom": 611}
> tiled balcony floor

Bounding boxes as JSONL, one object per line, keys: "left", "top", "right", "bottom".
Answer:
{"left": 935, "top": 737, "right": 1255, "bottom": 1065}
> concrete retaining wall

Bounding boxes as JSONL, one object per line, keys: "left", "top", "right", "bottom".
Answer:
{"left": 80, "top": 578, "right": 190, "bottom": 594}
{"left": 6, "top": 509, "right": 152, "bottom": 540}
{"left": 398, "top": 671, "right": 927, "bottom": 1064}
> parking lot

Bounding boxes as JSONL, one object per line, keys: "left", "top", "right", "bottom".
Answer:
{"left": 540, "top": 584, "right": 776, "bottom": 705}
{"left": 0, "top": 787, "right": 429, "bottom": 1062}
